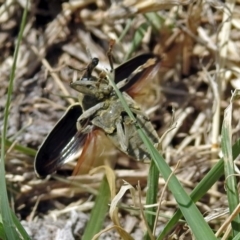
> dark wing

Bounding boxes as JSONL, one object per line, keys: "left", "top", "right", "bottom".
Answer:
{"left": 34, "top": 104, "right": 88, "bottom": 177}
{"left": 114, "top": 53, "right": 161, "bottom": 95}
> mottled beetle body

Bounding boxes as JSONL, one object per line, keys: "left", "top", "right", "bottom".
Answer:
{"left": 35, "top": 53, "right": 160, "bottom": 177}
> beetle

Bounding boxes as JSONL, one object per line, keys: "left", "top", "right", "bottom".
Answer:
{"left": 34, "top": 53, "right": 160, "bottom": 177}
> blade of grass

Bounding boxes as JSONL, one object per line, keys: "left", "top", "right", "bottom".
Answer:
{"left": 118, "top": 18, "right": 133, "bottom": 43}
{"left": 124, "top": 22, "right": 149, "bottom": 61}
{"left": 144, "top": 161, "right": 159, "bottom": 240}
{"left": 0, "top": 137, "right": 36, "bottom": 156}
{"left": 158, "top": 138, "right": 240, "bottom": 239}
{"left": 0, "top": 225, "right": 6, "bottom": 240}
{"left": 144, "top": 12, "right": 165, "bottom": 33}
{"left": 0, "top": 216, "right": 6, "bottom": 240}
{"left": 107, "top": 73, "right": 216, "bottom": 240}
{"left": 11, "top": 211, "right": 30, "bottom": 240}
{"left": 82, "top": 176, "right": 110, "bottom": 240}
{"left": 233, "top": 232, "right": 240, "bottom": 240}
{"left": 221, "top": 89, "right": 240, "bottom": 236}
{"left": 0, "top": 0, "right": 31, "bottom": 239}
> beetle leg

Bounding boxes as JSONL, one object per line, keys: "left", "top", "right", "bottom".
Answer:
{"left": 122, "top": 93, "right": 149, "bottom": 121}
{"left": 116, "top": 78, "right": 128, "bottom": 89}
{"left": 115, "top": 118, "right": 128, "bottom": 152}
{"left": 129, "top": 107, "right": 149, "bottom": 121}
{"left": 81, "top": 124, "right": 95, "bottom": 134}
{"left": 76, "top": 102, "right": 106, "bottom": 131}
{"left": 91, "top": 116, "right": 115, "bottom": 133}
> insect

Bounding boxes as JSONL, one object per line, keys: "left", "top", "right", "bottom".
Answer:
{"left": 34, "top": 52, "right": 160, "bottom": 177}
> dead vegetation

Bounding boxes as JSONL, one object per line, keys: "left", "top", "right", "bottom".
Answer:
{"left": 1, "top": 0, "right": 240, "bottom": 239}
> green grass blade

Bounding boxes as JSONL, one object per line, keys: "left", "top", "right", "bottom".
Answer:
{"left": 144, "top": 12, "right": 164, "bottom": 33}
{"left": 0, "top": 224, "right": 6, "bottom": 240}
{"left": 0, "top": 1, "right": 30, "bottom": 239}
{"left": 118, "top": 18, "right": 133, "bottom": 43}
{"left": 221, "top": 90, "right": 240, "bottom": 235}
{"left": 11, "top": 212, "right": 31, "bottom": 240}
{"left": 0, "top": 215, "right": 6, "bottom": 240}
{"left": 107, "top": 74, "right": 216, "bottom": 240}
{"left": 158, "top": 138, "right": 240, "bottom": 239}
{"left": 232, "top": 232, "right": 240, "bottom": 240}
{"left": 82, "top": 176, "right": 110, "bottom": 240}
{"left": 136, "top": 130, "right": 216, "bottom": 240}
{"left": 124, "top": 22, "right": 149, "bottom": 61}
{"left": 144, "top": 161, "right": 159, "bottom": 240}
{"left": 0, "top": 137, "right": 36, "bottom": 156}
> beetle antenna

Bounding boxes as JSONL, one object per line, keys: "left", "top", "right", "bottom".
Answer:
{"left": 68, "top": 47, "right": 99, "bottom": 81}
{"left": 81, "top": 57, "right": 99, "bottom": 80}
{"left": 107, "top": 39, "right": 115, "bottom": 72}
{"left": 77, "top": 48, "right": 99, "bottom": 80}
{"left": 86, "top": 48, "right": 92, "bottom": 60}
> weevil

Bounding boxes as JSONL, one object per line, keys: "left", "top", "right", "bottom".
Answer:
{"left": 34, "top": 52, "right": 160, "bottom": 177}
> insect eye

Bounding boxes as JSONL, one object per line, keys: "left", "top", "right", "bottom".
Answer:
{"left": 92, "top": 58, "right": 99, "bottom": 67}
